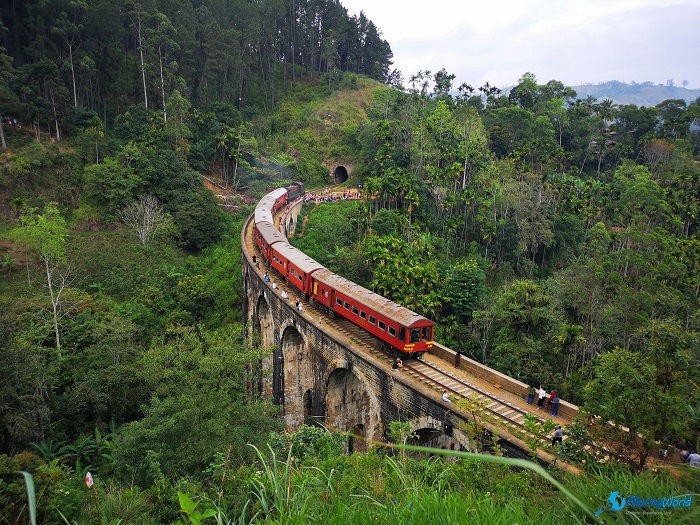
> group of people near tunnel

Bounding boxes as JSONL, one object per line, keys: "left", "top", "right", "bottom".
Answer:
{"left": 304, "top": 188, "right": 361, "bottom": 204}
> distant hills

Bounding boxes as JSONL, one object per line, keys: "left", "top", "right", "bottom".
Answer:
{"left": 569, "top": 81, "right": 700, "bottom": 107}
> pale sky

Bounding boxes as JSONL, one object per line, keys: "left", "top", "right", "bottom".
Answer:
{"left": 341, "top": 0, "right": 700, "bottom": 91}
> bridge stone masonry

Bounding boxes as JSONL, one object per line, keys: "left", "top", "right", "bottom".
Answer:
{"left": 241, "top": 198, "right": 579, "bottom": 469}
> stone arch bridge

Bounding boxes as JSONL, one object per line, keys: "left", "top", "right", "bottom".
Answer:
{"left": 242, "top": 200, "right": 537, "bottom": 457}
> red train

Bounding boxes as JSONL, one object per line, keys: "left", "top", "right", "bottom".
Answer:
{"left": 252, "top": 185, "right": 434, "bottom": 358}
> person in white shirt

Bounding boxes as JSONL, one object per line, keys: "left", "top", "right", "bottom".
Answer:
{"left": 537, "top": 386, "right": 546, "bottom": 410}
{"left": 442, "top": 391, "right": 452, "bottom": 403}
{"left": 281, "top": 289, "right": 288, "bottom": 299}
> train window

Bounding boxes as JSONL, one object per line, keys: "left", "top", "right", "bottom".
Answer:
{"left": 352, "top": 306, "right": 358, "bottom": 315}
{"left": 323, "top": 290, "right": 329, "bottom": 297}
{"left": 422, "top": 326, "right": 432, "bottom": 340}
{"left": 378, "top": 321, "right": 386, "bottom": 331}
{"left": 369, "top": 315, "right": 376, "bottom": 325}
{"left": 336, "top": 298, "right": 342, "bottom": 306}
{"left": 344, "top": 301, "right": 350, "bottom": 310}
{"left": 388, "top": 326, "right": 396, "bottom": 337}
{"left": 399, "top": 327, "right": 406, "bottom": 341}
{"left": 410, "top": 329, "right": 420, "bottom": 343}
{"left": 360, "top": 311, "right": 367, "bottom": 320}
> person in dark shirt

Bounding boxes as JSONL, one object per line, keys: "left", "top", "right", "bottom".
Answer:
{"left": 552, "top": 426, "right": 563, "bottom": 446}
{"left": 551, "top": 394, "right": 560, "bottom": 416}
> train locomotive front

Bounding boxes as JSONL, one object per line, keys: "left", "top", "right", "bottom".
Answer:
{"left": 310, "top": 269, "right": 433, "bottom": 357}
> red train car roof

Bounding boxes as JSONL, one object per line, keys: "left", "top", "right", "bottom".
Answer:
{"left": 312, "top": 269, "right": 432, "bottom": 328}
{"left": 274, "top": 243, "right": 326, "bottom": 274}
{"left": 258, "top": 187, "right": 287, "bottom": 212}
{"left": 267, "top": 187, "right": 288, "bottom": 200}
{"left": 257, "top": 195, "right": 275, "bottom": 210}
{"left": 256, "top": 221, "right": 284, "bottom": 245}
{"left": 255, "top": 207, "right": 273, "bottom": 224}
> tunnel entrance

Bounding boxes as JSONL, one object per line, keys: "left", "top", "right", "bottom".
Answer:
{"left": 333, "top": 166, "right": 348, "bottom": 184}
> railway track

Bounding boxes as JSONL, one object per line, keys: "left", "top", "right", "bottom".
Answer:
{"left": 305, "top": 301, "right": 553, "bottom": 440}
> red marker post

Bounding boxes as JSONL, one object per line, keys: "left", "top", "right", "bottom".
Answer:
{"left": 85, "top": 471, "right": 103, "bottom": 525}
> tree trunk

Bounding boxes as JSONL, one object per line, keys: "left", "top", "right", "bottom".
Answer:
{"left": 137, "top": 21, "right": 148, "bottom": 109}
{"left": 69, "top": 43, "right": 78, "bottom": 108}
{"left": 159, "top": 45, "right": 166, "bottom": 121}
{"left": 50, "top": 90, "right": 61, "bottom": 142}
{"left": 45, "top": 259, "right": 61, "bottom": 355}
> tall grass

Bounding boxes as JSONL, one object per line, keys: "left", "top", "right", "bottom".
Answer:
{"left": 243, "top": 441, "right": 700, "bottom": 525}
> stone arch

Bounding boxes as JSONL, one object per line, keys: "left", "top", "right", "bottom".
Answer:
{"left": 285, "top": 216, "right": 295, "bottom": 237}
{"left": 255, "top": 294, "right": 275, "bottom": 350}
{"left": 412, "top": 427, "right": 444, "bottom": 447}
{"left": 325, "top": 366, "right": 377, "bottom": 453}
{"left": 333, "top": 166, "right": 348, "bottom": 184}
{"left": 402, "top": 415, "right": 475, "bottom": 451}
{"left": 303, "top": 388, "right": 313, "bottom": 425}
{"left": 277, "top": 323, "right": 307, "bottom": 427}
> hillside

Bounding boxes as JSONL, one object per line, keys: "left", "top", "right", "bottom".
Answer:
{"left": 571, "top": 80, "right": 700, "bottom": 106}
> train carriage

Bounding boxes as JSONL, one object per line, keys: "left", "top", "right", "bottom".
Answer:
{"left": 258, "top": 187, "right": 289, "bottom": 216}
{"left": 270, "top": 242, "right": 325, "bottom": 296}
{"left": 254, "top": 221, "right": 284, "bottom": 262}
{"left": 254, "top": 206, "right": 273, "bottom": 226}
{"left": 310, "top": 269, "right": 434, "bottom": 357}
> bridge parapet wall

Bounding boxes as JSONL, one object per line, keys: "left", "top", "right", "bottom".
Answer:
{"left": 432, "top": 343, "right": 579, "bottom": 421}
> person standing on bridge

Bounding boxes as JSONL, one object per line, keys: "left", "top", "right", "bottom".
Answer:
{"left": 551, "top": 394, "right": 560, "bottom": 417}
{"left": 527, "top": 385, "right": 536, "bottom": 405}
{"left": 537, "top": 386, "right": 546, "bottom": 410}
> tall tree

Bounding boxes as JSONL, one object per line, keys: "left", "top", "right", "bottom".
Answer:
{"left": 0, "top": 41, "right": 19, "bottom": 149}
{"left": 10, "top": 204, "right": 70, "bottom": 354}
{"left": 50, "top": 0, "right": 87, "bottom": 108}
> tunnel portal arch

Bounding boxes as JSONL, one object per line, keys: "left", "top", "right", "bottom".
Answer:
{"left": 333, "top": 166, "right": 348, "bottom": 184}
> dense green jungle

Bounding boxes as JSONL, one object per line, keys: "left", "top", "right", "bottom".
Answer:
{"left": 1, "top": 0, "right": 700, "bottom": 523}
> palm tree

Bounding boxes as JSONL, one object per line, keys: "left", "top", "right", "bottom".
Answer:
{"left": 556, "top": 323, "right": 586, "bottom": 375}
{"left": 595, "top": 98, "right": 617, "bottom": 131}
